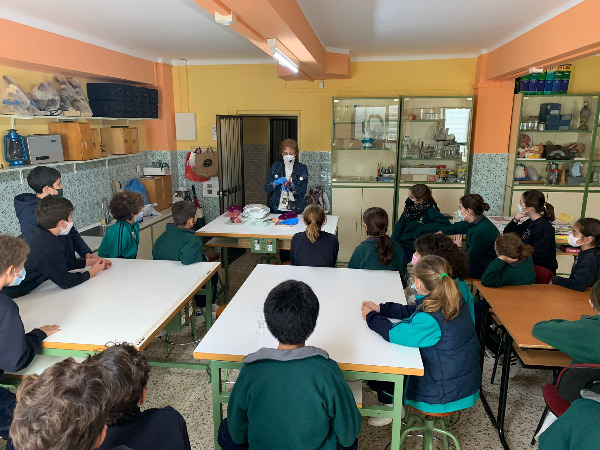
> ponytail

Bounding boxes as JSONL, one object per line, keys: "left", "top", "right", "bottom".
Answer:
{"left": 543, "top": 203, "right": 556, "bottom": 222}
{"left": 495, "top": 233, "right": 535, "bottom": 260}
{"left": 363, "top": 207, "right": 393, "bottom": 266}
{"left": 523, "top": 190, "right": 555, "bottom": 222}
{"left": 303, "top": 204, "right": 326, "bottom": 243}
{"left": 415, "top": 255, "right": 462, "bottom": 321}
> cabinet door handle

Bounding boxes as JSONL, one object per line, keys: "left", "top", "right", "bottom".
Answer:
{"left": 355, "top": 222, "right": 357, "bottom": 231}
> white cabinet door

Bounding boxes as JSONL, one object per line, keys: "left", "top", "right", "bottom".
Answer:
{"left": 361, "top": 187, "right": 395, "bottom": 240}
{"left": 585, "top": 192, "right": 600, "bottom": 218}
{"left": 137, "top": 227, "right": 154, "bottom": 260}
{"left": 545, "top": 191, "right": 585, "bottom": 221}
{"left": 152, "top": 219, "right": 168, "bottom": 243}
{"left": 557, "top": 254, "right": 575, "bottom": 276}
{"left": 430, "top": 188, "right": 464, "bottom": 216}
{"left": 332, "top": 187, "right": 362, "bottom": 263}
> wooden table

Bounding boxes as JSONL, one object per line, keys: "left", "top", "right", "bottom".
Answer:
{"left": 196, "top": 213, "right": 339, "bottom": 299}
{"left": 194, "top": 264, "right": 423, "bottom": 450}
{"left": 474, "top": 282, "right": 590, "bottom": 449}
{"left": 12, "top": 259, "right": 220, "bottom": 371}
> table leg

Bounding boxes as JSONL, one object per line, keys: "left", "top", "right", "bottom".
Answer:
{"left": 205, "top": 278, "right": 213, "bottom": 331}
{"left": 479, "top": 301, "right": 490, "bottom": 372}
{"left": 211, "top": 361, "right": 224, "bottom": 449}
{"left": 390, "top": 373, "right": 405, "bottom": 450}
{"left": 222, "top": 247, "right": 229, "bottom": 301}
{"left": 496, "top": 333, "right": 513, "bottom": 450}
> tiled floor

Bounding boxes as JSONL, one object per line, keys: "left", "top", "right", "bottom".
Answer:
{"left": 1, "top": 252, "right": 551, "bottom": 450}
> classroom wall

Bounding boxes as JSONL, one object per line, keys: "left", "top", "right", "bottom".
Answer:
{"left": 172, "top": 58, "right": 478, "bottom": 151}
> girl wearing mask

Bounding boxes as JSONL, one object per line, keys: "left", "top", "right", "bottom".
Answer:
{"left": 264, "top": 139, "right": 309, "bottom": 214}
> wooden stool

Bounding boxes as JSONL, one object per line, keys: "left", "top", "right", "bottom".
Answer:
{"left": 216, "top": 305, "right": 227, "bottom": 319}
{"left": 400, "top": 406, "right": 461, "bottom": 450}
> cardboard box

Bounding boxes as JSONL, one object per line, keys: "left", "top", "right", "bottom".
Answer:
{"left": 101, "top": 127, "right": 139, "bottom": 154}
{"left": 48, "top": 122, "right": 95, "bottom": 161}
{"left": 140, "top": 175, "right": 172, "bottom": 211}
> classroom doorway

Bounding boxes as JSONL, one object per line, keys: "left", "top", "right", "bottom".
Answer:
{"left": 216, "top": 114, "right": 298, "bottom": 213}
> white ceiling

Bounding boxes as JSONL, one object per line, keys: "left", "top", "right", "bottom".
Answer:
{"left": 0, "top": 0, "right": 584, "bottom": 63}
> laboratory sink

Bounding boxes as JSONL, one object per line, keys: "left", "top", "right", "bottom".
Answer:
{"left": 79, "top": 224, "right": 110, "bottom": 237}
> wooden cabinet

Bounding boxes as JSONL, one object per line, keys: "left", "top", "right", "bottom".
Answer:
{"left": 585, "top": 191, "right": 600, "bottom": 218}
{"left": 332, "top": 185, "right": 395, "bottom": 263}
{"left": 508, "top": 189, "right": 585, "bottom": 220}
{"left": 137, "top": 226, "right": 154, "bottom": 260}
{"left": 101, "top": 127, "right": 139, "bottom": 154}
{"left": 48, "top": 122, "right": 96, "bottom": 160}
{"left": 140, "top": 175, "right": 173, "bottom": 211}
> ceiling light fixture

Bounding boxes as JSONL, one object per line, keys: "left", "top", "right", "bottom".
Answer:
{"left": 215, "top": 11, "right": 236, "bottom": 25}
{"left": 267, "top": 38, "right": 299, "bottom": 73}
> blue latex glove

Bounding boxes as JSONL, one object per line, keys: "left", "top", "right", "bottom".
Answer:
{"left": 273, "top": 177, "right": 287, "bottom": 187}
{"left": 282, "top": 181, "right": 295, "bottom": 192}
{"left": 280, "top": 218, "right": 299, "bottom": 226}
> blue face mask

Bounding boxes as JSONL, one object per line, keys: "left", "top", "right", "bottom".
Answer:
{"left": 457, "top": 209, "right": 464, "bottom": 221}
{"left": 517, "top": 204, "right": 524, "bottom": 214}
{"left": 9, "top": 267, "right": 26, "bottom": 287}
{"left": 135, "top": 211, "right": 143, "bottom": 223}
{"left": 410, "top": 283, "right": 416, "bottom": 290}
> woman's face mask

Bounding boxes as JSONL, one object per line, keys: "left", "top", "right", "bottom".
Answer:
{"left": 283, "top": 155, "right": 295, "bottom": 165}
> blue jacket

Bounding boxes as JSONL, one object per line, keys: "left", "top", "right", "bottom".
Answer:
{"left": 14, "top": 193, "right": 91, "bottom": 269}
{"left": 264, "top": 161, "right": 308, "bottom": 213}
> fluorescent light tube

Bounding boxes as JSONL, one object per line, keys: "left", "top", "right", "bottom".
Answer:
{"left": 267, "top": 38, "right": 298, "bottom": 73}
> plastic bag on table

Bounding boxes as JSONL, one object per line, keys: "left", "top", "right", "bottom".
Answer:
{"left": 30, "top": 82, "right": 61, "bottom": 113}
{"left": 241, "top": 204, "right": 270, "bottom": 219}
{"left": 0, "top": 75, "right": 40, "bottom": 115}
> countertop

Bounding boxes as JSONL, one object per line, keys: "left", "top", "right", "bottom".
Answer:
{"left": 80, "top": 207, "right": 173, "bottom": 253}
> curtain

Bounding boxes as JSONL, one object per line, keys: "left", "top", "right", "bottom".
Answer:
{"left": 217, "top": 116, "right": 243, "bottom": 211}
{"left": 269, "top": 118, "right": 298, "bottom": 165}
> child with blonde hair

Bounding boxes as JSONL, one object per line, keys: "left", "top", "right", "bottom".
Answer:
{"left": 290, "top": 204, "right": 338, "bottom": 267}
{"left": 362, "top": 255, "right": 480, "bottom": 425}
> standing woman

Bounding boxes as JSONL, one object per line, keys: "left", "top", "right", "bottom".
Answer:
{"left": 391, "top": 184, "right": 450, "bottom": 261}
{"left": 503, "top": 190, "right": 558, "bottom": 274}
{"left": 439, "top": 194, "right": 499, "bottom": 279}
{"left": 264, "top": 139, "right": 309, "bottom": 214}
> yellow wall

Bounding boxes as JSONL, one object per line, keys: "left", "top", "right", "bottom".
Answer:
{"left": 568, "top": 56, "right": 600, "bottom": 94}
{"left": 173, "top": 58, "right": 477, "bottom": 151}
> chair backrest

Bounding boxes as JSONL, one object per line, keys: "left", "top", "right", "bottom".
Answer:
{"left": 556, "top": 364, "right": 600, "bottom": 403}
{"left": 534, "top": 265, "right": 554, "bottom": 284}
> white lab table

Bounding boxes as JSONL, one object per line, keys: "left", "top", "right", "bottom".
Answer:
{"left": 194, "top": 264, "right": 423, "bottom": 450}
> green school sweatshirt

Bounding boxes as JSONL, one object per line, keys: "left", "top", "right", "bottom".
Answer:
{"left": 532, "top": 315, "right": 600, "bottom": 364}
{"left": 391, "top": 206, "right": 450, "bottom": 249}
{"left": 440, "top": 216, "right": 499, "bottom": 270}
{"left": 227, "top": 347, "right": 362, "bottom": 450}
{"left": 152, "top": 224, "right": 206, "bottom": 264}
{"left": 98, "top": 221, "right": 140, "bottom": 259}
{"left": 539, "top": 398, "right": 600, "bottom": 450}
{"left": 480, "top": 257, "right": 536, "bottom": 288}
{"left": 347, "top": 238, "right": 407, "bottom": 273}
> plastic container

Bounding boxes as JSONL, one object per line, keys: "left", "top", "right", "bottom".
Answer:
{"left": 226, "top": 205, "right": 243, "bottom": 218}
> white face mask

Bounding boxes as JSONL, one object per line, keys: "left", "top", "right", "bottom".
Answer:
{"left": 283, "top": 155, "right": 295, "bottom": 165}
{"left": 58, "top": 220, "right": 73, "bottom": 236}
{"left": 568, "top": 233, "right": 582, "bottom": 248}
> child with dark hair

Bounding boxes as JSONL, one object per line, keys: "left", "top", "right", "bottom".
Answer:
{"left": 481, "top": 233, "right": 536, "bottom": 287}
{"left": 504, "top": 190, "right": 558, "bottom": 274}
{"left": 2, "top": 197, "right": 107, "bottom": 299}
{"left": 348, "top": 207, "right": 407, "bottom": 275}
{"left": 0, "top": 235, "right": 60, "bottom": 450}
{"left": 10, "top": 358, "right": 110, "bottom": 450}
{"left": 218, "top": 280, "right": 362, "bottom": 450}
{"left": 439, "top": 194, "right": 499, "bottom": 279}
{"left": 551, "top": 218, "right": 600, "bottom": 291}
{"left": 362, "top": 256, "right": 481, "bottom": 426}
{"left": 90, "top": 343, "right": 191, "bottom": 450}
{"left": 98, "top": 192, "right": 145, "bottom": 259}
{"left": 14, "top": 166, "right": 98, "bottom": 270}
{"left": 290, "top": 204, "right": 339, "bottom": 267}
{"left": 391, "top": 184, "right": 450, "bottom": 260}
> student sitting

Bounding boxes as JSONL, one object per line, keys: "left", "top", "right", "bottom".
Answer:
{"left": 98, "top": 192, "right": 145, "bottom": 259}
{"left": 413, "top": 233, "right": 474, "bottom": 318}
{"left": 439, "top": 194, "right": 498, "bottom": 279}
{"left": 14, "top": 166, "right": 100, "bottom": 270}
{"left": 551, "top": 218, "right": 600, "bottom": 292}
{"left": 391, "top": 184, "right": 450, "bottom": 261}
{"left": 10, "top": 358, "right": 112, "bottom": 450}
{"left": 0, "top": 235, "right": 60, "bottom": 450}
{"left": 153, "top": 200, "right": 218, "bottom": 309}
{"left": 362, "top": 256, "right": 481, "bottom": 425}
{"left": 90, "top": 343, "right": 191, "bottom": 450}
{"left": 532, "top": 280, "right": 600, "bottom": 364}
{"left": 504, "top": 190, "right": 558, "bottom": 274}
{"left": 2, "top": 197, "right": 108, "bottom": 299}
{"left": 290, "top": 204, "right": 339, "bottom": 267}
{"left": 481, "top": 233, "right": 536, "bottom": 288}
{"left": 348, "top": 207, "right": 407, "bottom": 275}
{"left": 218, "top": 280, "right": 362, "bottom": 450}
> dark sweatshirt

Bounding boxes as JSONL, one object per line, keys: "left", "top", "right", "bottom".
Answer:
{"left": 14, "top": 193, "right": 91, "bottom": 270}
{"left": 391, "top": 205, "right": 450, "bottom": 250}
{"left": 99, "top": 406, "right": 191, "bottom": 450}
{"left": 481, "top": 257, "right": 536, "bottom": 288}
{"left": 551, "top": 248, "right": 600, "bottom": 292}
{"left": 1, "top": 226, "right": 90, "bottom": 299}
{"left": 504, "top": 217, "right": 558, "bottom": 273}
{"left": 290, "top": 231, "right": 339, "bottom": 267}
{"left": 0, "top": 293, "right": 47, "bottom": 378}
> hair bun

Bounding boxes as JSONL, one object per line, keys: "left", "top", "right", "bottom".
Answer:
{"left": 483, "top": 203, "right": 490, "bottom": 212}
